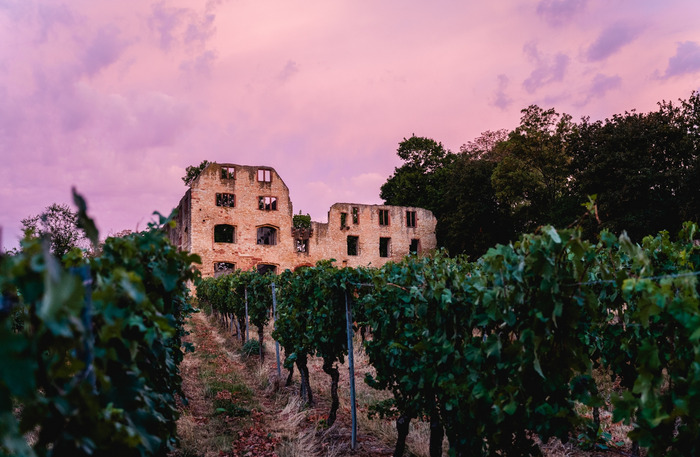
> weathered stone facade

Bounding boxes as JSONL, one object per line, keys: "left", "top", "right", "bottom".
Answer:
{"left": 169, "top": 163, "right": 437, "bottom": 277}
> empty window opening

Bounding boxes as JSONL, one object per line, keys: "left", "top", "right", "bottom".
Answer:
{"left": 216, "top": 193, "right": 235, "bottom": 207}
{"left": 214, "top": 262, "right": 236, "bottom": 277}
{"left": 340, "top": 212, "right": 348, "bottom": 229}
{"left": 257, "top": 226, "right": 277, "bottom": 245}
{"left": 221, "top": 166, "right": 235, "bottom": 179}
{"left": 214, "top": 224, "right": 235, "bottom": 243}
{"left": 257, "top": 169, "right": 272, "bottom": 183}
{"left": 347, "top": 236, "right": 359, "bottom": 256}
{"left": 257, "top": 264, "right": 277, "bottom": 275}
{"left": 410, "top": 239, "right": 420, "bottom": 254}
{"left": 296, "top": 239, "right": 309, "bottom": 253}
{"left": 379, "top": 237, "right": 391, "bottom": 257}
{"left": 352, "top": 207, "right": 359, "bottom": 224}
{"left": 406, "top": 211, "right": 417, "bottom": 228}
{"left": 379, "top": 209, "right": 390, "bottom": 226}
{"left": 259, "top": 196, "right": 278, "bottom": 211}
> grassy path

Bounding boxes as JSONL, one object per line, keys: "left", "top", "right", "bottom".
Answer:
{"left": 174, "top": 311, "right": 397, "bottom": 457}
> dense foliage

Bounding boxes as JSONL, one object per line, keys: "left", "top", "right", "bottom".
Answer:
{"left": 0, "top": 192, "right": 200, "bottom": 457}
{"left": 382, "top": 92, "right": 700, "bottom": 258}
{"left": 200, "top": 221, "right": 700, "bottom": 457}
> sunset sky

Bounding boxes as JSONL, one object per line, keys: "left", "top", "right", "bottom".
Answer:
{"left": 1, "top": 0, "right": 699, "bottom": 251}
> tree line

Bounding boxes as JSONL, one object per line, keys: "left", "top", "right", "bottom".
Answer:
{"left": 381, "top": 92, "right": 700, "bottom": 259}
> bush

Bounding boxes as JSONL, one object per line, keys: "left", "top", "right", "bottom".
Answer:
{"left": 240, "top": 339, "right": 262, "bottom": 357}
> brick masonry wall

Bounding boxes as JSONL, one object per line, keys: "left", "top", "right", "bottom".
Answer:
{"left": 170, "top": 163, "right": 437, "bottom": 277}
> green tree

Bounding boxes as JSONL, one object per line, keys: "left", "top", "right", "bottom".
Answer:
{"left": 182, "top": 160, "right": 211, "bottom": 186}
{"left": 570, "top": 93, "right": 700, "bottom": 240}
{"left": 380, "top": 135, "right": 454, "bottom": 210}
{"left": 437, "top": 155, "right": 514, "bottom": 258}
{"left": 20, "top": 203, "right": 86, "bottom": 257}
{"left": 490, "top": 106, "right": 576, "bottom": 233}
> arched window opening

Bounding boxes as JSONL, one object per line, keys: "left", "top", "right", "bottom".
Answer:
{"left": 257, "top": 264, "right": 277, "bottom": 275}
{"left": 257, "top": 226, "right": 277, "bottom": 245}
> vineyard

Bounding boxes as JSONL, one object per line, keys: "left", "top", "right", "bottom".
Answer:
{"left": 197, "top": 221, "right": 700, "bottom": 457}
{"left": 0, "top": 192, "right": 200, "bottom": 457}
{"left": 2, "top": 192, "right": 700, "bottom": 457}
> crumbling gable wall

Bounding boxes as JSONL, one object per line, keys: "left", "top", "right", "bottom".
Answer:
{"left": 308, "top": 203, "right": 437, "bottom": 268}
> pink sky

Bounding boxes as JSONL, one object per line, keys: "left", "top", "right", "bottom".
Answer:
{"left": 1, "top": 0, "right": 699, "bottom": 251}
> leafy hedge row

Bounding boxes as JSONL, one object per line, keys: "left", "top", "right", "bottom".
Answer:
{"left": 198, "top": 223, "right": 700, "bottom": 457}
{"left": 0, "top": 199, "right": 200, "bottom": 457}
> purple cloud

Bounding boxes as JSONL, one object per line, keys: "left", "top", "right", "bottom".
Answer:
{"left": 536, "top": 0, "right": 587, "bottom": 26}
{"left": 148, "top": 1, "right": 218, "bottom": 52}
{"left": 179, "top": 50, "right": 217, "bottom": 76}
{"left": 184, "top": 13, "right": 215, "bottom": 48}
{"left": 579, "top": 73, "right": 622, "bottom": 106}
{"left": 492, "top": 74, "right": 513, "bottom": 110}
{"left": 36, "top": 3, "right": 74, "bottom": 43}
{"left": 586, "top": 23, "right": 641, "bottom": 62}
{"left": 278, "top": 60, "right": 299, "bottom": 82}
{"left": 148, "top": 2, "right": 188, "bottom": 51}
{"left": 82, "top": 26, "right": 128, "bottom": 77}
{"left": 662, "top": 41, "right": 700, "bottom": 78}
{"left": 523, "top": 43, "right": 569, "bottom": 93}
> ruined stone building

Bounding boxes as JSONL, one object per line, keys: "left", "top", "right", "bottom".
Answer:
{"left": 169, "top": 162, "right": 437, "bottom": 277}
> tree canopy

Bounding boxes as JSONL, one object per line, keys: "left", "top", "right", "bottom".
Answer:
{"left": 381, "top": 92, "right": 700, "bottom": 258}
{"left": 21, "top": 203, "right": 87, "bottom": 257}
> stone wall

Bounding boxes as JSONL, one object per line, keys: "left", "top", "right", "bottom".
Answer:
{"left": 170, "top": 162, "right": 437, "bottom": 277}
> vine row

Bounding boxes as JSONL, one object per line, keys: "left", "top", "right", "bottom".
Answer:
{"left": 200, "top": 222, "right": 700, "bottom": 457}
{"left": 0, "top": 193, "right": 200, "bottom": 457}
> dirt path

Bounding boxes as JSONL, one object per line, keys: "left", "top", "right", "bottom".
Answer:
{"left": 175, "top": 311, "right": 395, "bottom": 457}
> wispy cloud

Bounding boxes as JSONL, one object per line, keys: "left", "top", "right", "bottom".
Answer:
{"left": 82, "top": 26, "right": 129, "bottom": 77}
{"left": 148, "top": 1, "right": 217, "bottom": 52}
{"left": 278, "top": 60, "right": 299, "bottom": 82}
{"left": 522, "top": 43, "right": 569, "bottom": 93}
{"left": 585, "top": 23, "right": 641, "bottom": 62}
{"left": 577, "top": 73, "right": 622, "bottom": 106}
{"left": 492, "top": 74, "right": 513, "bottom": 110}
{"left": 536, "top": 0, "right": 587, "bottom": 26}
{"left": 661, "top": 41, "right": 700, "bottom": 78}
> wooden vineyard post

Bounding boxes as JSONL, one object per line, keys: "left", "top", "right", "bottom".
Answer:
{"left": 271, "top": 282, "right": 282, "bottom": 378}
{"left": 345, "top": 290, "right": 357, "bottom": 450}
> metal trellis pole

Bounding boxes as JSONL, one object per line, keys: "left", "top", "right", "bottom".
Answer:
{"left": 244, "top": 287, "right": 250, "bottom": 343}
{"left": 271, "top": 282, "right": 281, "bottom": 378}
{"left": 345, "top": 290, "right": 357, "bottom": 450}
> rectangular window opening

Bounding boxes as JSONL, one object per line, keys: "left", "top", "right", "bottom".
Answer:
{"left": 221, "top": 166, "right": 235, "bottom": 179}
{"left": 214, "top": 225, "right": 235, "bottom": 243}
{"left": 216, "top": 193, "right": 235, "bottom": 207}
{"left": 340, "top": 212, "right": 348, "bottom": 229}
{"left": 296, "top": 239, "right": 309, "bottom": 253}
{"left": 257, "top": 169, "right": 272, "bottom": 183}
{"left": 347, "top": 236, "right": 359, "bottom": 256}
{"left": 214, "top": 262, "right": 236, "bottom": 277}
{"left": 352, "top": 207, "right": 359, "bottom": 224}
{"left": 379, "top": 209, "right": 390, "bottom": 226}
{"left": 410, "top": 239, "right": 420, "bottom": 254}
{"left": 379, "top": 237, "right": 391, "bottom": 258}
{"left": 406, "top": 211, "right": 417, "bottom": 228}
{"left": 258, "top": 196, "right": 278, "bottom": 211}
